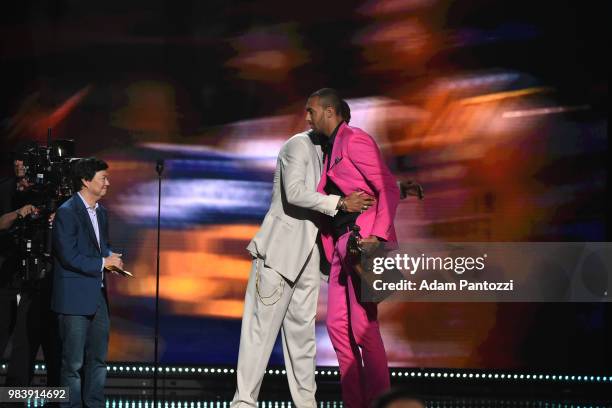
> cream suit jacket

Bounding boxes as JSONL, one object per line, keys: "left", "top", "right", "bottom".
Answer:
{"left": 246, "top": 131, "right": 340, "bottom": 282}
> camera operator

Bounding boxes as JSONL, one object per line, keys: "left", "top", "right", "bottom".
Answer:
{"left": 0, "top": 151, "right": 60, "bottom": 387}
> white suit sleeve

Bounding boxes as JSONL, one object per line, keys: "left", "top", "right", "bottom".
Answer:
{"left": 279, "top": 137, "right": 340, "bottom": 216}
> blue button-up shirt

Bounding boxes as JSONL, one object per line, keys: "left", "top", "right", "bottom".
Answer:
{"left": 77, "top": 192, "right": 104, "bottom": 286}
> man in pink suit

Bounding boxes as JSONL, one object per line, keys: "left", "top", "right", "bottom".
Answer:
{"left": 306, "top": 88, "right": 400, "bottom": 407}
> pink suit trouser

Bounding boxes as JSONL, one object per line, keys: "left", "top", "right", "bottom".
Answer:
{"left": 326, "top": 232, "right": 390, "bottom": 408}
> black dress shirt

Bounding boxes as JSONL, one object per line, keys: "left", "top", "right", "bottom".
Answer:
{"left": 323, "top": 123, "right": 359, "bottom": 239}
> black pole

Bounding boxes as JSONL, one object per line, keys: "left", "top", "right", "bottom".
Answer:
{"left": 154, "top": 159, "right": 164, "bottom": 407}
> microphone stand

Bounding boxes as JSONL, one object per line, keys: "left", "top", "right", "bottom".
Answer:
{"left": 153, "top": 159, "right": 164, "bottom": 407}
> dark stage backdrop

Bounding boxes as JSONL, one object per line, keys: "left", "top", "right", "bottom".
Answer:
{"left": 1, "top": 0, "right": 607, "bottom": 370}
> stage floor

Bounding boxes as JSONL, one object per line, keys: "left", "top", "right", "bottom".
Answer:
{"left": 19, "top": 396, "right": 612, "bottom": 407}
{"left": 1, "top": 363, "right": 609, "bottom": 407}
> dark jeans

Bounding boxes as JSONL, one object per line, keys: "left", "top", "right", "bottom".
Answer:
{"left": 58, "top": 293, "right": 109, "bottom": 408}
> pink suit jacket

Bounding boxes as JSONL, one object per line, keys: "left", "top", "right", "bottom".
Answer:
{"left": 317, "top": 122, "right": 400, "bottom": 263}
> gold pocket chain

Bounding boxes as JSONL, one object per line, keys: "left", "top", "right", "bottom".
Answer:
{"left": 255, "top": 263, "right": 285, "bottom": 306}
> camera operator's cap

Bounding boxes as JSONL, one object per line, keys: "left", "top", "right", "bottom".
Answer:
{"left": 11, "top": 140, "right": 38, "bottom": 160}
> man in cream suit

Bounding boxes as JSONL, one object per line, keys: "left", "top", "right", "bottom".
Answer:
{"left": 231, "top": 129, "right": 374, "bottom": 407}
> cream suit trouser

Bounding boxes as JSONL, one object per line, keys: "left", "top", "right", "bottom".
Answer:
{"left": 231, "top": 245, "right": 320, "bottom": 408}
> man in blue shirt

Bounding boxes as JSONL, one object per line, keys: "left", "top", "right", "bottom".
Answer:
{"left": 52, "top": 157, "right": 122, "bottom": 408}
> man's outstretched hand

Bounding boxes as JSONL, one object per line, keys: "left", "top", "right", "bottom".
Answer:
{"left": 399, "top": 180, "right": 424, "bottom": 200}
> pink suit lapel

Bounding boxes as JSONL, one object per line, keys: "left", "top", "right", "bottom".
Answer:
{"left": 318, "top": 122, "right": 348, "bottom": 191}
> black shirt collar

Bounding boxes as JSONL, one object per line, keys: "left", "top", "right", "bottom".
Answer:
{"left": 328, "top": 121, "right": 343, "bottom": 147}
{"left": 323, "top": 121, "right": 344, "bottom": 156}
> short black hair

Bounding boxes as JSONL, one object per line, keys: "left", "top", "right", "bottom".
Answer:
{"left": 372, "top": 388, "right": 426, "bottom": 408}
{"left": 309, "top": 88, "right": 351, "bottom": 123}
{"left": 72, "top": 157, "right": 108, "bottom": 192}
